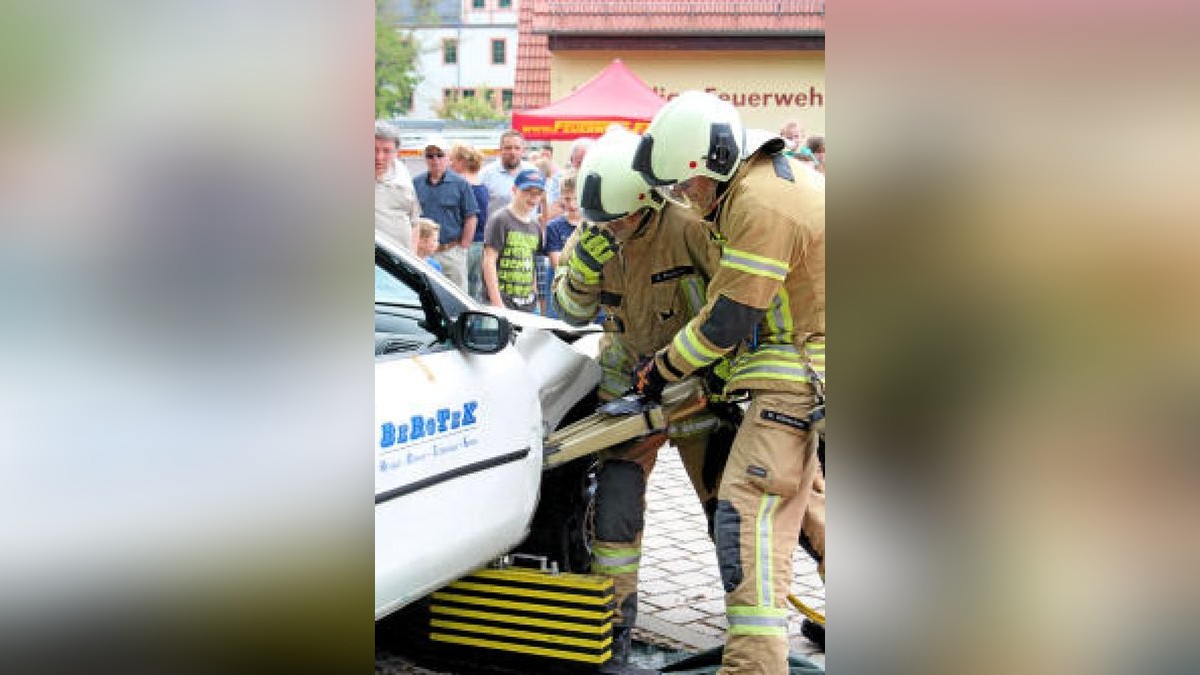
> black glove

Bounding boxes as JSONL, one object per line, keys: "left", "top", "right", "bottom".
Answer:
{"left": 632, "top": 354, "right": 667, "bottom": 402}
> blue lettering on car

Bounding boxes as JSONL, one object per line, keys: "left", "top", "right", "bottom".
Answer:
{"left": 379, "top": 401, "right": 480, "bottom": 449}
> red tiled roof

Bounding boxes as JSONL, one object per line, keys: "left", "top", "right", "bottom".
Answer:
{"left": 514, "top": 0, "right": 824, "bottom": 111}
{"left": 514, "top": 0, "right": 551, "bottom": 111}
{"left": 539, "top": 0, "right": 825, "bottom": 34}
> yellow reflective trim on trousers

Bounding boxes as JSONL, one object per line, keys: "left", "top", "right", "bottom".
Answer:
{"left": 673, "top": 323, "right": 722, "bottom": 369}
{"left": 592, "top": 563, "right": 639, "bottom": 575}
{"left": 727, "top": 605, "right": 789, "bottom": 636}
{"left": 592, "top": 543, "right": 641, "bottom": 575}
{"left": 755, "top": 494, "right": 781, "bottom": 606}
{"left": 729, "top": 623, "right": 789, "bottom": 637}
{"left": 727, "top": 606, "right": 789, "bottom": 617}
{"left": 593, "top": 544, "right": 640, "bottom": 558}
{"left": 720, "top": 248, "right": 788, "bottom": 281}
{"left": 668, "top": 414, "right": 718, "bottom": 439}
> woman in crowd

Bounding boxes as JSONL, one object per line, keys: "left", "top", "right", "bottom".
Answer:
{"left": 449, "top": 142, "right": 491, "bottom": 303}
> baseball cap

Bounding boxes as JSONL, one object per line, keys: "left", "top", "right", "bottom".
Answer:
{"left": 423, "top": 134, "right": 449, "bottom": 152}
{"left": 514, "top": 168, "right": 546, "bottom": 191}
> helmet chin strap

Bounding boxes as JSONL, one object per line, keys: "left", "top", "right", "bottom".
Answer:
{"left": 701, "top": 178, "right": 733, "bottom": 220}
{"left": 632, "top": 208, "right": 655, "bottom": 237}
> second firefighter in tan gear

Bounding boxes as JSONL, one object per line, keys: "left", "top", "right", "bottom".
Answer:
{"left": 632, "top": 91, "right": 825, "bottom": 674}
{"left": 553, "top": 124, "right": 726, "bottom": 672}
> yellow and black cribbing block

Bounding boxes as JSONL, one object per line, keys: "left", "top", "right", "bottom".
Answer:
{"left": 430, "top": 566, "right": 615, "bottom": 665}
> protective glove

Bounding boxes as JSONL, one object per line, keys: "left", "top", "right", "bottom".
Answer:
{"left": 567, "top": 225, "right": 618, "bottom": 285}
{"left": 631, "top": 354, "right": 667, "bottom": 403}
{"left": 701, "top": 357, "right": 734, "bottom": 401}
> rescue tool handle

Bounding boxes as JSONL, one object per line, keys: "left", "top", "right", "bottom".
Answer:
{"left": 507, "top": 553, "right": 559, "bottom": 574}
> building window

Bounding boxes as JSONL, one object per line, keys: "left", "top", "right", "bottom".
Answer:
{"left": 442, "top": 39, "right": 457, "bottom": 65}
{"left": 491, "top": 39, "right": 506, "bottom": 65}
{"left": 461, "top": 88, "right": 476, "bottom": 99}
{"left": 501, "top": 89, "right": 513, "bottom": 111}
{"left": 498, "top": 0, "right": 511, "bottom": 7}
{"left": 472, "top": 0, "right": 485, "bottom": 8}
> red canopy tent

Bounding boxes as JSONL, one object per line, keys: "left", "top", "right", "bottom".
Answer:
{"left": 511, "top": 59, "right": 666, "bottom": 141}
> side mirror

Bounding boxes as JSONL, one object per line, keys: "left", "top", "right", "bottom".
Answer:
{"left": 454, "top": 311, "right": 512, "bottom": 355}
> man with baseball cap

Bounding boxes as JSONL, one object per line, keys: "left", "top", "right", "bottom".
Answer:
{"left": 413, "top": 134, "right": 479, "bottom": 290}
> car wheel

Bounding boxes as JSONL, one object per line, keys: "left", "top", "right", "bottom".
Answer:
{"left": 516, "top": 391, "right": 599, "bottom": 573}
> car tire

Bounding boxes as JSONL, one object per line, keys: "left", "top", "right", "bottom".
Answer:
{"left": 517, "top": 391, "right": 599, "bottom": 573}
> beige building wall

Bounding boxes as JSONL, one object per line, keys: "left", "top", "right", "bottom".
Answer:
{"left": 551, "top": 51, "right": 825, "bottom": 137}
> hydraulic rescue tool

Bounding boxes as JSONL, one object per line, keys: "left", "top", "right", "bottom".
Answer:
{"left": 542, "top": 379, "right": 709, "bottom": 469}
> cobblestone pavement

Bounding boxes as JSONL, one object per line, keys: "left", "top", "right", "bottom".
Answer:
{"left": 637, "top": 446, "right": 826, "bottom": 668}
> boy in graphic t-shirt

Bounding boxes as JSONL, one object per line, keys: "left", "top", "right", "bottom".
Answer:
{"left": 482, "top": 168, "right": 545, "bottom": 312}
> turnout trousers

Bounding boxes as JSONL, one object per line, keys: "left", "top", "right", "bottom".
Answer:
{"left": 802, "top": 470, "right": 826, "bottom": 578}
{"left": 715, "top": 389, "right": 820, "bottom": 675}
{"left": 590, "top": 417, "right": 721, "bottom": 630}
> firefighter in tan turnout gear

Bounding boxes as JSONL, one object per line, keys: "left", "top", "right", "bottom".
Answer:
{"left": 552, "top": 125, "right": 726, "bottom": 674}
{"left": 630, "top": 91, "right": 826, "bottom": 675}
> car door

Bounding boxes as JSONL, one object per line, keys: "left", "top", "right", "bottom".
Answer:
{"left": 374, "top": 249, "right": 544, "bottom": 620}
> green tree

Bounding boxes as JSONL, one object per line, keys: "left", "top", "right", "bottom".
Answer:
{"left": 375, "top": 0, "right": 419, "bottom": 118}
{"left": 438, "top": 87, "right": 507, "bottom": 122}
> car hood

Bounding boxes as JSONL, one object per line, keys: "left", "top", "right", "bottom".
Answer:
{"left": 497, "top": 310, "right": 601, "bottom": 436}
{"left": 492, "top": 307, "right": 602, "bottom": 337}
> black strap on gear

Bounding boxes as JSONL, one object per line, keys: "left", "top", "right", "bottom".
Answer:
{"left": 772, "top": 152, "right": 795, "bottom": 182}
{"left": 599, "top": 291, "right": 623, "bottom": 307}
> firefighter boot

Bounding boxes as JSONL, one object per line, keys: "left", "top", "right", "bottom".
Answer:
{"left": 598, "top": 626, "right": 659, "bottom": 675}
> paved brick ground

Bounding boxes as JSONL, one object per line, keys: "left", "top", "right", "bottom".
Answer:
{"left": 638, "top": 447, "right": 826, "bottom": 668}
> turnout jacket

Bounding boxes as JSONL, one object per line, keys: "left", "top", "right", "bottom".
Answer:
{"left": 553, "top": 204, "right": 719, "bottom": 400}
{"left": 657, "top": 143, "right": 826, "bottom": 395}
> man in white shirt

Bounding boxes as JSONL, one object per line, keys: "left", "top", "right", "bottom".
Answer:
{"left": 374, "top": 121, "right": 421, "bottom": 249}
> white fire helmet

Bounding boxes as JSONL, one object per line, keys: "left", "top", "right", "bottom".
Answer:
{"left": 632, "top": 90, "right": 746, "bottom": 188}
{"left": 576, "top": 124, "right": 664, "bottom": 223}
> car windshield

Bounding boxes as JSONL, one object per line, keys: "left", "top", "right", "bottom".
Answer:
{"left": 375, "top": 264, "right": 420, "bottom": 307}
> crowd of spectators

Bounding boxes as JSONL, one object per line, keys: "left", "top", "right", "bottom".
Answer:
{"left": 374, "top": 121, "right": 824, "bottom": 315}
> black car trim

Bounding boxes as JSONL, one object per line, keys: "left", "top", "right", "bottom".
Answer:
{"left": 374, "top": 447, "right": 533, "bottom": 505}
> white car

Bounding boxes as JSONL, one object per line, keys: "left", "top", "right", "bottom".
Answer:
{"left": 374, "top": 233, "right": 603, "bottom": 620}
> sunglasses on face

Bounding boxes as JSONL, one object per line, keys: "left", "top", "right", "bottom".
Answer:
{"left": 425, "top": 152, "right": 445, "bottom": 159}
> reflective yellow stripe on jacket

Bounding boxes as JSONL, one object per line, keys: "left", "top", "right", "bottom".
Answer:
{"left": 671, "top": 322, "right": 724, "bottom": 370}
{"left": 720, "top": 247, "right": 788, "bottom": 282}
{"left": 725, "top": 340, "right": 825, "bottom": 391}
{"left": 553, "top": 268, "right": 599, "bottom": 325}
